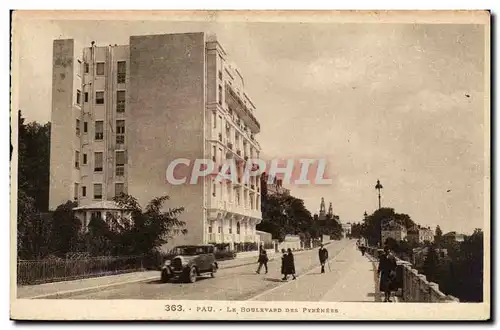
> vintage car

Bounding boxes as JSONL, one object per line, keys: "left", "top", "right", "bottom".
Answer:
{"left": 161, "top": 244, "right": 218, "bottom": 283}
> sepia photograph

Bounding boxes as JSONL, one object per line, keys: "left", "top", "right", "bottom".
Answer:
{"left": 9, "top": 10, "right": 490, "bottom": 320}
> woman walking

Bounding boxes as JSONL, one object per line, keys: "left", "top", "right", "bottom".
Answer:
{"left": 256, "top": 249, "right": 269, "bottom": 274}
{"left": 282, "top": 248, "right": 297, "bottom": 281}
{"left": 280, "top": 248, "right": 286, "bottom": 278}
{"left": 378, "top": 246, "right": 397, "bottom": 302}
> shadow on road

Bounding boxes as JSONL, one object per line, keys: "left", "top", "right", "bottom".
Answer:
{"left": 264, "top": 278, "right": 284, "bottom": 282}
{"left": 145, "top": 276, "right": 212, "bottom": 285}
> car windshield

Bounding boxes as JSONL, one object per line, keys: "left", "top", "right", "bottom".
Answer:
{"left": 175, "top": 247, "right": 205, "bottom": 256}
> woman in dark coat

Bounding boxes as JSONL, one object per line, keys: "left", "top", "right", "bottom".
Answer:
{"left": 378, "top": 246, "right": 397, "bottom": 302}
{"left": 282, "top": 248, "right": 297, "bottom": 280}
{"left": 280, "top": 249, "right": 286, "bottom": 277}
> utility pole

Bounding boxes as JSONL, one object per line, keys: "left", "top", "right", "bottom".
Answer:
{"left": 375, "top": 179, "right": 383, "bottom": 210}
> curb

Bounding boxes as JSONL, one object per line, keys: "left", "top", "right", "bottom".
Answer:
{"left": 24, "top": 247, "right": 321, "bottom": 299}
{"left": 26, "top": 275, "right": 160, "bottom": 299}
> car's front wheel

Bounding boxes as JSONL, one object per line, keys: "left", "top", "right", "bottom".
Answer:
{"left": 186, "top": 267, "right": 197, "bottom": 283}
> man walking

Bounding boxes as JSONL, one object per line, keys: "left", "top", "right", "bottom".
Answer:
{"left": 318, "top": 244, "right": 329, "bottom": 274}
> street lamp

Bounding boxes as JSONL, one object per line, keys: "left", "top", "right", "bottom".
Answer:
{"left": 375, "top": 179, "right": 383, "bottom": 210}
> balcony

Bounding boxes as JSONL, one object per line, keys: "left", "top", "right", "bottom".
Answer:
{"left": 225, "top": 84, "right": 260, "bottom": 133}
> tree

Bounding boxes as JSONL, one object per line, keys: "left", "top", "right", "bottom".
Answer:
{"left": 422, "top": 244, "right": 439, "bottom": 283}
{"left": 363, "top": 208, "right": 416, "bottom": 247}
{"left": 17, "top": 189, "right": 52, "bottom": 259}
{"left": 435, "top": 225, "right": 443, "bottom": 247}
{"left": 85, "top": 194, "right": 187, "bottom": 256}
{"left": 17, "top": 110, "right": 51, "bottom": 211}
{"left": 50, "top": 201, "right": 81, "bottom": 256}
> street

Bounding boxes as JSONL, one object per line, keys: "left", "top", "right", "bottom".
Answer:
{"left": 54, "top": 240, "right": 377, "bottom": 301}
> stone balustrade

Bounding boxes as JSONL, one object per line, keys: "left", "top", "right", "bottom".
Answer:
{"left": 365, "top": 246, "right": 459, "bottom": 303}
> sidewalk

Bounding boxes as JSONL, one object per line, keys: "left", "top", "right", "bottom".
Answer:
{"left": 248, "top": 242, "right": 380, "bottom": 302}
{"left": 17, "top": 250, "right": 306, "bottom": 299}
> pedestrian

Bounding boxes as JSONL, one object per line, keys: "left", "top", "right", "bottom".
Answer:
{"left": 378, "top": 245, "right": 397, "bottom": 302}
{"left": 282, "top": 248, "right": 296, "bottom": 281}
{"left": 360, "top": 243, "right": 366, "bottom": 256}
{"left": 280, "top": 248, "right": 286, "bottom": 278}
{"left": 256, "top": 249, "right": 268, "bottom": 274}
{"left": 318, "top": 244, "right": 329, "bottom": 273}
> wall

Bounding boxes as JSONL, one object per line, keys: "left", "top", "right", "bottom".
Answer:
{"left": 366, "top": 247, "right": 459, "bottom": 303}
{"left": 49, "top": 39, "right": 78, "bottom": 210}
{"left": 128, "top": 33, "right": 206, "bottom": 249}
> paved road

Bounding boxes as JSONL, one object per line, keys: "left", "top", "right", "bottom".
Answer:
{"left": 56, "top": 240, "right": 355, "bottom": 301}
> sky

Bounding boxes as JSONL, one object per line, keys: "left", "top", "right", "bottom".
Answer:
{"left": 13, "top": 15, "right": 488, "bottom": 234}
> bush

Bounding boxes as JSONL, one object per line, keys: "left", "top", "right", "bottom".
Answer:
{"left": 215, "top": 250, "right": 236, "bottom": 261}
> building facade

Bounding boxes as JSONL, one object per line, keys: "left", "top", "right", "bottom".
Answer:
{"left": 407, "top": 226, "right": 435, "bottom": 244}
{"left": 49, "top": 33, "right": 263, "bottom": 250}
{"left": 381, "top": 219, "right": 408, "bottom": 243}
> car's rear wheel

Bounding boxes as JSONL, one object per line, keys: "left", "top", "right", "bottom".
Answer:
{"left": 161, "top": 270, "right": 170, "bottom": 283}
{"left": 210, "top": 264, "right": 217, "bottom": 278}
{"left": 186, "top": 267, "right": 197, "bottom": 283}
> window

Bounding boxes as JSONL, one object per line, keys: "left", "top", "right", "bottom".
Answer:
{"left": 212, "top": 182, "right": 216, "bottom": 197}
{"left": 218, "top": 85, "right": 223, "bottom": 105}
{"left": 77, "top": 60, "right": 82, "bottom": 76}
{"left": 93, "top": 184, "right": 103, "bottom": 200}
{"left": 95, "top": 121, "right": 103, "bottom": 140}
{"left": 116, "top": 120, "right": 125, "bottom": 134}
{"left": 75, "top": 151, "right": 80, "bottom": 168}
{"left": 115, "top": 151, "right": 125, "bottom": 176}
{"left": 83, "top": 153, "right": 87, "bottom": 165}
{"left": 82, "top": 186, "right": 87, "bottom": 197}
{"left": 115, "top": 183, "right": 124, "bottom": 196}
{"left": 117, "top": 61, "right": 126, "bottom": 83}
{"left": 83, "top": 121, "right": 88, "bottom": 133}
{"left": 74, "top": 183, "right": 79, "bottom": 200}
{"left": 76, "top": 90, "right": 82, "bottom": 105}
{"left": 213, "top": 112, "right": 216, "bottom": 129}
{"left": 91, "top": 211, "right": 102, "bottom": 220}
{"left": 212, "top": 146, "right": 216, "bottom": 162}
{"left": 116, "top": 91, "right": 125, "bottom": 113}
{"left": 94, "top": 152, "right": 103, "bottom": 172}
{"left": 96, "top": 62, "right": 105, "bottom": 76}
{"left": 84, "top": 62, "right": 89, "bottom": 74}
{"left": 116, "top": 120, "right": 125, "bottom": 144}
{"left": 219, "top": 70, "right": 222, "bottom": 80}
{"left": 76, "top": 119, "right": 80, "bottom": 136}
{"left": 84, "top": 92, "right": 89, "bottom": 102}
{"left": 236, "top": 222, "right": 240, "bottom": 234}
{"left": 96, "top": 91, "right": 104, "bottom": 105}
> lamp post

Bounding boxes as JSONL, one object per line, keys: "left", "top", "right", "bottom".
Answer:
{"left": 375, "top": 179, "right": 383, "bottom": 210}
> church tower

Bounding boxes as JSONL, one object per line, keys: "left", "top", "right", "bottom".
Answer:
{"left": 328, "top": 202, "right": 333, "bottom": 217}
{"left": 319, "top": 197, "right": 326, "bottom": 220}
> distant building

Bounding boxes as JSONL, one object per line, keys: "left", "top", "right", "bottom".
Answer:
{"left": 381, "top": 218, "right": 407, "bottom": 243}
{"left": 443, "top": 232, "right": 466, "bottom": 244}
{"left": 412, "top": 246, "right": 448, "bottom": 269}
{"left": 342, "top": 222, "right": 352, "bottom": 238}
{"left": 318, "top": 197, "right": 326, "bottom": 220}
{"left": 265, "top": 175, "right": 290, "bottom": 196}
{"left": 407, "top": 225, "right": 434, "bottom": 244}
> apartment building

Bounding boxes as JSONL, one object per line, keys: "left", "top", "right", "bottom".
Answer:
{"left": 49, "top": 33, "right": 263, "bottom": 250}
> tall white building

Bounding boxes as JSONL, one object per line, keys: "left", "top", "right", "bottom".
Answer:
{"left": 49, "top": 32, "right": 263, "bottom": 249}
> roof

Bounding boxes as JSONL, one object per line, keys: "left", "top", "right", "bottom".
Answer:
{"left": 73, "top": 200, "right": 128, "bottom": 211}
